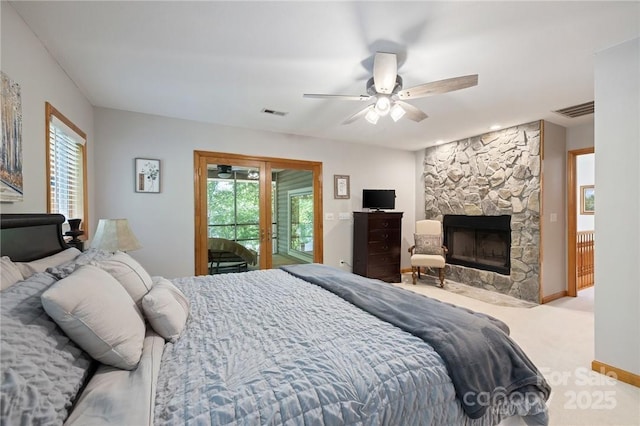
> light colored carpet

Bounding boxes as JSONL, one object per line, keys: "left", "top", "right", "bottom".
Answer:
{"left": 393, "top": 280, "right": 640, "bottom": 425}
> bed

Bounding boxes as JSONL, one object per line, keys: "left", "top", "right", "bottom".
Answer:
{"left": 0, "top": 213, "right": 551, "bottom": 425}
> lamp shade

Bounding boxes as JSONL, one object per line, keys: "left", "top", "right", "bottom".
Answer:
{"left": 90, "top": 219, "right": 142, "bottom": 252}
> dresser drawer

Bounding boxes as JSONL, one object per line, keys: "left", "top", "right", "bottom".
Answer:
{"left": 368, "top": 252, "right": 400, "bottom": 266}
{"left": 374, "top": 273, "right": 401, "bottom": 283}
{"left": 368, "top": 217, "right": 401, "bottom": 231}
{"left": 367, "top": 228, "right": 400, "bottom": 243}
{"left": 368, "top": 263, "right": 400, "bottom": 282}
{"left": 368, "top": 241, "right": 401, "bottom": 255}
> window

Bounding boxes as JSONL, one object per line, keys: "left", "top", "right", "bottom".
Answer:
{"left": 45, "top": 103, "right": 88, "bottom": 235}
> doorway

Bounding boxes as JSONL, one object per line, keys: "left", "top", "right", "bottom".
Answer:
{"left": 567, "top": 147, "right": 595, "bottom": 296}
{"left": 194, "top": 151, "right": 323, "bottom": 275}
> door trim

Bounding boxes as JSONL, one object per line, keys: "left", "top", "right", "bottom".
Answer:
{"left": 567, "top": 147, "right": 594, "bottom": 297}
{"left": 193, "top": 150, "right": 323, "bottom": 275}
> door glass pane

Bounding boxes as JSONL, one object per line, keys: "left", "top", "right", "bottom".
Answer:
{"left": 207, "top": 164, "right": 260, "bottom": 273}
{"left": 289, "top": 189, "right": 314, "bottom": 256}
{"left": 273, "top": 169, "right": 313, "bottom": 267}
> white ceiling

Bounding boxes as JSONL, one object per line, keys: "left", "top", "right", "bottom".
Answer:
{"left": 10, "top": 1, "right": 640, "bottom": 151}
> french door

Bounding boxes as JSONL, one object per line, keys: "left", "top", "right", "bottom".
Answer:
{"left": 194, "top": 151, "right": 323, "bottom": 275}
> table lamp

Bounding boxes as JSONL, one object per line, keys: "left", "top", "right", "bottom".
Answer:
{"left": 90, "top": 218, "right": 142, "bottom": 252}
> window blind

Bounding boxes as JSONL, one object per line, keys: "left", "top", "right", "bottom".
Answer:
{"left": 49, "top": 116, "right": 85, "bottom": 222}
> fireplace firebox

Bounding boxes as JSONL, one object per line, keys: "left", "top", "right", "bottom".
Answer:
{"left": 443, "top": 215, "right": 511, "bottom": 275}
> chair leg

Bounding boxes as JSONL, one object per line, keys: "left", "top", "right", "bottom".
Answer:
{"left": 417, "top": 267, "right": 421, "bottom": 279}
{"left": 438, "top": 267, "right": 445, "bottom": 288}
{"left": 411, "top": 266, "right": 417, "bottom": 285}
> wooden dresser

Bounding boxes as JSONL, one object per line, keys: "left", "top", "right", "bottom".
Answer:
{"left": 352, "top": 211, "right": 403, "bottom": 283}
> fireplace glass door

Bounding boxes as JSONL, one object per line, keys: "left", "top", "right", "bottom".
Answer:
{"left": 443, "top": 215, "right": 511, "bottom": 275}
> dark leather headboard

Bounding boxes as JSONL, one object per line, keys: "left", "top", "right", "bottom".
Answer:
{"left": 0, "top": 214, "right": 71, "bottom": 262}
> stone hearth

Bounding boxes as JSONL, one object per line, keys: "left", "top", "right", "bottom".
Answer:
{"left": 422, "top": 121, "right": 541, "bottom": 303}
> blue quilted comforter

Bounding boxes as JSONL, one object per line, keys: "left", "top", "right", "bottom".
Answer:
{"left": 282, "top": 264, "right": 551, "bottom": 420}
{"left": 154, "top": 268, "right": 548, "bottom": 425}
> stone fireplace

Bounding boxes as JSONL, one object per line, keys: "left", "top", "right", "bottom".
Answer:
{"left": 422, "top": 121, "right": 541, "bottom": 302}
{"left": 443, "top": 215, "right": 511, "bottom": 275}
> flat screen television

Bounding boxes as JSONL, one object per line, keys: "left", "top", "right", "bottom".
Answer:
{"left": 362, "top": 189, "right": 396, "bottom": 211}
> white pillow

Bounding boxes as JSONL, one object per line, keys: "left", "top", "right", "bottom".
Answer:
{"left": 16, "top": 247, "right": 81, "bottom": 279}
{"left": 142, "top": 278, "right": 190, "bottom": 342}
{"left": 41, "top": 265, "right": 146, "bottom": 370}
{"left": 1, "top": 256, "right": 23, "bottom": 290}
{"left": 94, "top": 252, "right": 153, "bottom": 308}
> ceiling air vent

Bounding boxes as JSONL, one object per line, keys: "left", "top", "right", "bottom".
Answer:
{"left": 261, "top": 108, "right": 288, "bottom": 117}
{"left": 553, "top": 101, "right": 594, "bottom": 118}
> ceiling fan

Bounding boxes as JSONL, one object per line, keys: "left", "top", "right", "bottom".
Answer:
{"left": 215, "top": 165, "right": 233, "bottom": 179}
{"left": 303, "top": 52, "right": 478, "bottom": 125}
{"left": 213, "top": 165, "right": 261, "bottom": 180}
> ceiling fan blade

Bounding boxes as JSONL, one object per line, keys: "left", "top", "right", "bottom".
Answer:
{"left": 342, "top": 105, "right": 373, "bottom": 125}
{"left": 303, "top": 94, "right": 371, "bottom": 101}
{"left": 396, "top": 101, "right": 428, "bottom": 122}
{"left": 373, "top": 52, "right": 397, "bottom": 95}
{"left": 397, "top": 74, "right": 478, "bottom": 100}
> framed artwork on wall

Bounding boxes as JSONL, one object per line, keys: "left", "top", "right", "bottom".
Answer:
{"left": 580, "top": 185, "right": 594, "bottom": 214}
{"left": 135, "top": 158, "right": 161, "bottom": 193}
{"left": 334, "top": 175, "right": 350, "bottom": 199}
{"left": 1, "top": 72, "right": 23, "bottom": 202}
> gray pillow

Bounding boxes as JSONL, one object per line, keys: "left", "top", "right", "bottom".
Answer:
{"left": 414, "top": 233, "right": 443, "bottom": 255}
{"left": 47, "top": 248, "right": 114, "bottom": 279}
{"left": 1, "top": 256, "right": 23, "bottom": 290}
{"left": 16, "top": 247, "right": 81, "bottom": 279}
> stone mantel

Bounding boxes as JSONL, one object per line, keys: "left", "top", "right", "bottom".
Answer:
{"left": 422, "top": 121, "right": 541, "bottom": 302}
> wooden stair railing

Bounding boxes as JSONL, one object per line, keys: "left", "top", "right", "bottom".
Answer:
{"left": 577, "top": 230, "right": 595, "bottom": 290}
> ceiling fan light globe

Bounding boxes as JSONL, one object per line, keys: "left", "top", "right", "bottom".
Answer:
{"left": 390, "top": 103, "right": 406, "bottom": 122}
{"left": 365, "top": 109, "right": 380, "bottom": 124}
{"left": 218, "top": 172, "right": 232, "bottom": 179}
{"left": 374, "top": 96, "right": 391, "bottom": 116}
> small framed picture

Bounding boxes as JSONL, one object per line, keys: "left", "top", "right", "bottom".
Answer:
{"left": 580, "top": 185, "right": 594, "bottom": 214}
{"left": 135, "top": 158, "right": 161, "bottom": 193}
{"left": 334, "top": 175, "right": 350, "bottom": 199}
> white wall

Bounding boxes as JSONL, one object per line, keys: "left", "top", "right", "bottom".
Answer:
{"left": 0, "top": 3, "right": 94, "bottom": 224}
{"left": 541, "top": 121, "right": 567, "bottom": 298}
{"left": 566, "top": 122, "right": 595, "bottom": 231}
{"left": 576, "top": 153, "right": 595, "bottom": 231}
{"left": 566, "top": 122, "right": 594, "bottom": 151}
{"left": 93, "top": 108, "right": 416, "bottom": 278}
{"left": 594, "top": 37, "right": 640, "bottom": 376}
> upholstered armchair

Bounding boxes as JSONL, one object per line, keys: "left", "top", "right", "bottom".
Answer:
{"left": 408, "top": 219, "right": 448, "bottom": 287}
